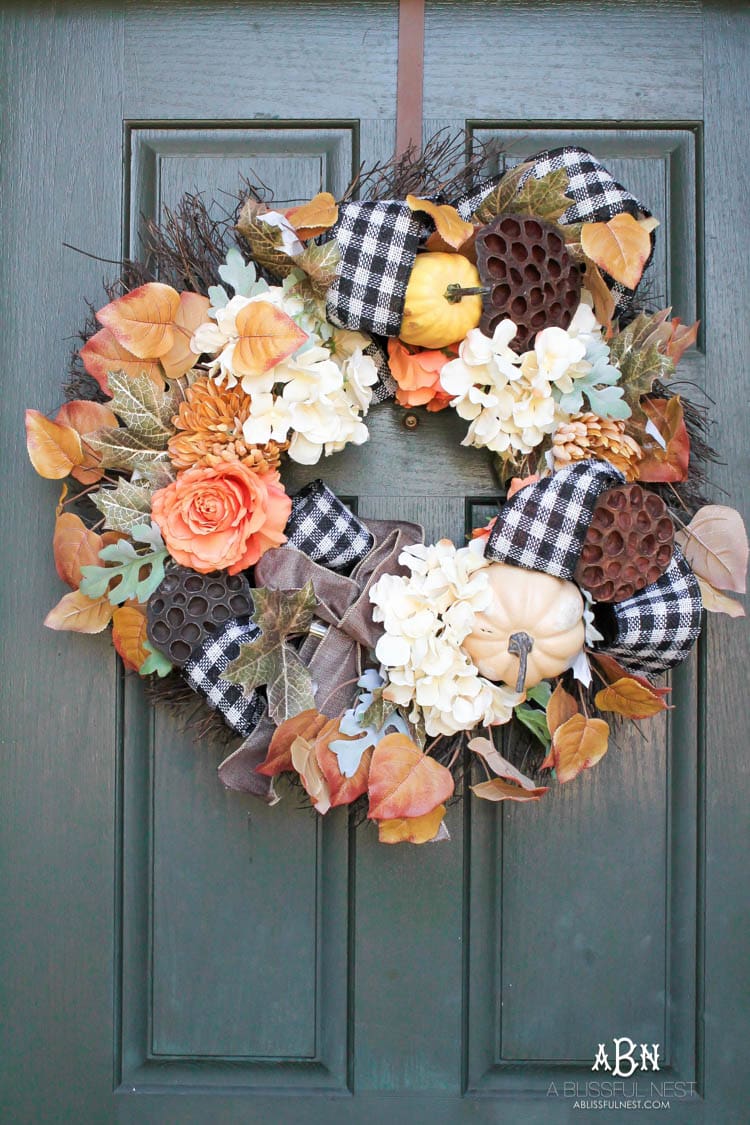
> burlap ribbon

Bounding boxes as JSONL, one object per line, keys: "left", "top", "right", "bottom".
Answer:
{"left": 218, "top": 517, "right": 423, "bottom": 799}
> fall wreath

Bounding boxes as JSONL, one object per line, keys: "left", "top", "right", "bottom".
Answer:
{"left": 26, "top": 136, "right": 747, "bottom": 845}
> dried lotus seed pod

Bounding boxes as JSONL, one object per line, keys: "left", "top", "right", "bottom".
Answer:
{"left": 146, "top": 565, "right": 254, "bottom": 667}
{"left": 574, "top": 483, "right": 675, "bottom": 603}
{"left": 475, "top": 213, "right": 582, "bottom": 349}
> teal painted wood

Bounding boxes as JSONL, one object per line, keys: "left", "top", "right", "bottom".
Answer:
{"left": 1, "top": 2, "right": 748, "bottom": 1123}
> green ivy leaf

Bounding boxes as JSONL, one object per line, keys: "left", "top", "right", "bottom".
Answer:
{"left": 223, "top": 582, "right": 318, "bottom": 724}
{"left": 92, "top": 477, "right": 155, "bottom": 532}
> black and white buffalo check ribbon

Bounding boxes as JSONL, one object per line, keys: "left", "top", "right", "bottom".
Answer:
{"left": 326, "top": 146, "right": 652, "bottom": 340}
{"left": 182, "top": 482, "right": 374, "bottom": 736}
{"left": 485, "top": 460, "right": 625, "bottom": 580}
{"left": 604, "top": 547, "right": 703, "bottom": 675}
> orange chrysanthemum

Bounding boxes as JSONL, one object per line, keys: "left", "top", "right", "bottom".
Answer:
{"left": 168, "top": 376, "right": 288, "bottom": 473}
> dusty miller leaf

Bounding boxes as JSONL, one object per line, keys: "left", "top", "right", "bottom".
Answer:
{"left": 106, "top": 370, "right": 177, "bottom": 446}
{"left": 79, "top": 523, "right": 168, "bottom": 605}
{"left": 223, "top": 582, "right": 318, "bottom": 723}
{"left": 218, "top": 247, "right": 263, "bottom": 297}
{"left": 92, "top": 476, "right": 155, "bottom": 532}
{"left": 139, "top": 640, "right": 173, "bottom": 677}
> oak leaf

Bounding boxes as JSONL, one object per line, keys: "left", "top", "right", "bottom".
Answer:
{"left": 79, "top": 327, "right": 164, "bottom": 393}
{"left": 232, "top": 299, "right": 308, "bottom": 378}
{"left": 223, "top": 582, "right": 317, "bottom": 723}
{"left": 96, "top": 281, "right": 180, "bottom": 359}
{"left": 581, "top": 213, "right": 651, "bottom": 289}
{"left": 111, "top": 604, "right": 150, "bottom": 671}
{"left": 594, "top": 676, "right": 671, "bottom": 719}
{"left": 159, "top": 291, "right": 212, "bottom": 381}
{"left": 367, "top": 733, "right": 454, "bottom": 821}
{"left": 25, "top": 410, "right": 84, "bottom": 479}
{"left": 546, "top": 682, "right": 579, "bottom": 736}
{"left": 377, "top": 804, "right": 447, "bottom": 845}
{"left": 675, "top": 505, "right": 748, "bottom": 594}
{"left": 471, "top": 779, "right": 548, "bottom": 802}
{"left": 286, "top": 192, "right": 339, "bottom": 239}
{"left": 53, "top": 512, "right": 103, "bottom": 589}
{"left": 637, "top": 396, "right": 690, "bottom": 483}
{"left": 406, "top": 195, "right": 475, "bottom": 250}
{"left": 543, "top": 714, "right": 609, "bottom": 784}
{"left": 44, "top": 588, "right": 113, "bottom": 633}
{"left": 257, "top": 709, "right": 329, "bottom": 776}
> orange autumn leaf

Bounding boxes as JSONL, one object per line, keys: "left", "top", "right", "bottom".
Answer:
{"left": 290, "top": 733, "right": 331, "bottom": 814}
{"left": 44, "top": 588, "right": 113, "bottom": 634}
{"left": 79, "top": 327, "right": 164, "bottom": 393}
{"left": 257, "top": 709, "right": 329, "bottom": 776}
{"left": 55, "top": 400, "right": 119, "bottom": 485}
{"left": 582, "top": 261, "right": 616, "bottom": 334}
{"left": 315, "top": 721, "right": 373, "bottom": 808}
{"left": 53, "top": 512, "right": 103, "bottom": 589}
{"left": 594, "top": 676, "right": 671, "bottom": 720}
{"left": 96, "top": 281, "right": 180, "bottom": 359}
{"left": 160, "top": 291, "right": 212, "bottom": 381}
{"left": 232, "top": 299, "right": 308, "bottom": 378}
{"left": 665, "top": 317, "right": 699, "bottom": 365}
{"left": 367, "top": 733, "right": 454, "bottom": 821}
{"left": 675, "top": 505, "right": 748, "bottom": 593}
{"left": 25, "top": 410, "right": 84, "bottom": 479}
{"left": 424, "top": 228, "right": 478, "bottom": 262}
{"left": 546, "top": 681, "right": 579, "bottom": 736}
{"left": 637, "top": 396, "right": 690, "bottom": 483}
{"left": 406, "top": 195, "right": 475, "bottom": 250}
{"left": 111, "top": 605, "right": 150, "bottom": 672}
{"left": 285, "top": 192, "right": 339, "bottom": 239}
{"left": 378, "top": 804, "right": 447, "bottom": 845}
{"left": 507, "top": 473, "right": 540, "bottom": 499}
{"left": 581, "top": 213, "right": 651, "bottom": 290}
{"left": 590, "top": 651, "right": 672, "bottom": 699}
{"left": 471, "top": 779, "right": 548, "bottom": 802}
{"left": 543, "top": 714, "right": 609, "bottom": 784}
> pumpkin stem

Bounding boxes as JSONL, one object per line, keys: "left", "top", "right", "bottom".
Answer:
{"left": 444, "top": 283, "right": 491, "bottom": 304}
{"left": 507, "top": 631, "right": 534, "bottom": 694}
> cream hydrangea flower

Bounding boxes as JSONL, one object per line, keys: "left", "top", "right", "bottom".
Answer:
{"left": 370, "top": 540, "right": 522, "bottom": 737}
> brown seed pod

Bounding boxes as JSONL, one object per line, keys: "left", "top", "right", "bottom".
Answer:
{"left": 475, "top": 213, "right": 582, "bottom": 349}
{"left": 574, "top": 483, "right": 675, "bottom": 604}
{"left": 147, "top": 566, "right": 254, "bottom": 667}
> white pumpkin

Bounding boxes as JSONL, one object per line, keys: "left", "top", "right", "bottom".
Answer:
{"left": 462, "top": 562, "right": 585, "bottom": 690}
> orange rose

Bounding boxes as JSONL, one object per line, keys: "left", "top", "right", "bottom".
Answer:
{"left": 387, "top": 339, "right": 455, "bottom": 412}
{"left": 152, "top": 462, "right": 291, "bottom": 575}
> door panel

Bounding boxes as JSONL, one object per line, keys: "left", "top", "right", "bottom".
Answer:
{"left": 1, "top": 3, "right": 748, "bottom": 1123}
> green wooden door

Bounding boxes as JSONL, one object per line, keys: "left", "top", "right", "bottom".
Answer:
{"left": 1, "top": 2, "right": 748, "bottom": 1121}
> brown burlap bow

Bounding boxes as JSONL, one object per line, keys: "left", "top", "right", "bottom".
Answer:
{"left": 218, "top": 517, "right": 423, "bottom": 800}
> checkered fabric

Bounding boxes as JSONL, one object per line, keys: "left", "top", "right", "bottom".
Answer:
{"left": 484, "top": 460, "right": 625, "bottom": 579}
{"left": 183, "top": 617, "right": 265, "bottom": 738}
{"left": 458, "top": 147, "right": 653, "bottom": 314}
{"left": 326, "top": 200, "right": 422, "bottom": 336}
{"left": 603, "top": 547, "right": 703, "bottom": 674}
{"left": 365, "top": 340, "right": 397, "bottom": 403}
{"left": 286, "top": 480, "right": 374, "bottom": 571}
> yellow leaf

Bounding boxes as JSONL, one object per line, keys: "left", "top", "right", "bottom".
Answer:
{"left": 111, "top": 605, "right": 150, "bottom": 671}
{"left": 233, "top": 299, "right": 308, "bottom": 377}
{"left": 546, "top": 714, "right": 609, "bottom": 784}
{"left": 44, "top": 589, "right": 113, "bottom": 633}
{"left": 25, "top": 410, "right": 84, "bottom": 479}
{"left": 286, "top": 192, "right": 339, "bottom": 239}
{"left": 53, "top": 512, "right": 103, "bottom": 589}
{"left": 582, "top": 261, "right": 616, "bottom": 333}
{"left": 471, "top": 779, "right": 548, "bottom": 802}
{"left": 696, "top": 576, "right": 746, "bottom": 618}
{"left": 159, "top": 291, "right": 212, "bottom": 381}
{"left": 546, "top": 681, "right": 579, "bottom": 736}
{"left": 406, "top": 195, "right": 475, "bottom": 250}
{"left": 639, "top": 215, "right": 660, "bottom": 234}
{"left": 594, "top": 677, "right": 670, "bottom": 719}
{"left": 378, "top": 805, "right": 447, "bottom": 845}
{"left": 96, "top": 281, "right": 180, "bottom": 359}
{"left": 79, "top": 327, "right": 164, "bottom": 393}
{"left": 581, "top": 213, "right": 651, "bottom": 289}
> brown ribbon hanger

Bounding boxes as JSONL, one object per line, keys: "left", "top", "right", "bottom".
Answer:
{"left": 395, "top": 0, "right": 425, "bottom": 157}
{"left": 217, "top": 518, "right": 424, "bottom": 800}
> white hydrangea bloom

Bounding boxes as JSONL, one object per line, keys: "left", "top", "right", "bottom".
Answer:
{"left": 370, "top": 540, "right": 522, "bottom": 737}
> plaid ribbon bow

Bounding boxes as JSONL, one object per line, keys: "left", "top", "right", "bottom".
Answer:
{"left": 326, "top": 146, "right": 652, "bottom": 340}
{"left": 183, "top": 481, "right": 376, "bottom": 739}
